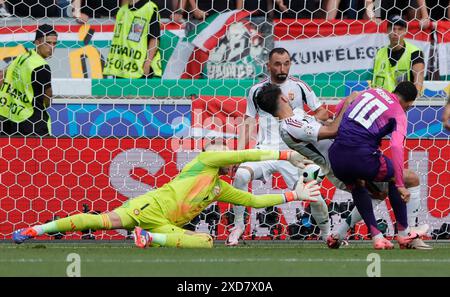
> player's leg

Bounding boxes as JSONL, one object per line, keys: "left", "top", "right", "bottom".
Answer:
{"left": 404, "top": 169, "right": 421, "bottom": 227}
{"left": 328, "top": 145, "right": 393, "bottom": 249}
{"left": 12, "top": 209, "right": 136, "bottom": 244}
{"left": 134, "top": 224, "right": 213, "bottom": 249}
{"left": 280, "top": 161, "right": 330, "bottom": 240}
{"left": 402, "top": 169, "right": 432, "bottom": 249}
{"left": 227, "top": 162, "right": 268, "bottom": 246}
{"left": 374, "top": 155, "right": 428, "bottom": 248}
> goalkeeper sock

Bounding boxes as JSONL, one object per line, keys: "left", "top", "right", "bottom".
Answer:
{"left": 33, "top": 213, "right": 112, "bottom": 236}
{"left": 406, "top": 186, "right": 421, "bottom": 227}
{"left": 310, "top": 194, "right": 330, "bottom": 240}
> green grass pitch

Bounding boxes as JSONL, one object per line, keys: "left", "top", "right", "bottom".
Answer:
{"left": 0, "top": 241, "right": 449, "bottom": 277}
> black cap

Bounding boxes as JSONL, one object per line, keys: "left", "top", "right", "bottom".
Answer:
{"left": 387, "top": 15, "right": 407, "bottom": 28}
{"left": 35, "top": 24, "right": 58, "bottom": 41}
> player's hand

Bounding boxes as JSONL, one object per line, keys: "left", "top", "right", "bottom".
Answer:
{"left": 285, "top": 151, "right": 314, "bottom": 169}
{"left": 397, "top": 187, "right": 410, "bottom": 203}
{"left": 294, "top": 176, "right": 321, "bottom": 202}
{"left": 143, "top": 60, "right": 152, "bottom": 76}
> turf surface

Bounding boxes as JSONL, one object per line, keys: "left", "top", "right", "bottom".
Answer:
{"left": 0, "top": 241, "right": 449, "bottom": 277}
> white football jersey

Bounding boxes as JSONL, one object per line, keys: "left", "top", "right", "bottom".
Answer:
{"left": 279, "top": 110, "right": 333, "bottom": 176}
{"left": 246, "top": 76, "right": 322, "bottom": 150}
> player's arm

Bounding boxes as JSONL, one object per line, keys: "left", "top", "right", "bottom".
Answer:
{"left": 300, "top": 81, "right": 329, "bottom": 121}
{"left": 411, "top": 50, "right": 425, "bottom": 92}
{"left": 143, "top": 6, "right": 160, "bottom": 77}
{"left": 216, "top": 178, "right": 320, "bottom": 206}
{"left": 198, "top": 149, "right": 311, "bottom": 169}
{"left": 316, "top": 91, "right": 360, "bottom": 140}
{"left": 390, "top": 113, "right": 408, "bottom": 200}
{"left": 32, "top": 65, "right": 52, "bottom": 109}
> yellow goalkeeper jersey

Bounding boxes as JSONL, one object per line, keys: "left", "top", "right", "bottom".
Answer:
{"left": 150, "top": 150, "right": 286, "bottom": 227}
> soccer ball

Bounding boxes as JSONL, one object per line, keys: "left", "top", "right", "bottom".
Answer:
{"left": 302, "top": 164, "right": 325, "bottom": 183}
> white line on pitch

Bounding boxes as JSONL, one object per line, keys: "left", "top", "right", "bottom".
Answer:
{"left": 1, "top": 258, "right": 450, "bottom": 264}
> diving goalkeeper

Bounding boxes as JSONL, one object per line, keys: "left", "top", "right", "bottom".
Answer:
{"left": 13, "top": 145, "right": 319, "bottom": 248}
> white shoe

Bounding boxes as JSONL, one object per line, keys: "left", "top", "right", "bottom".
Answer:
{"left": 225, "top": 226, "right": 244, "bottom": 246}
{"left": 406, "top": 238, "right": 433, "bottom": 250}
{"left": 398, "top": 224, "right": 429, "bottom": 249}
{"left": 411, "top": 224, "right": 430, "bottom": 236}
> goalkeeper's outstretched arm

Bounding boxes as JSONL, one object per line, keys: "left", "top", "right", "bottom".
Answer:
{"left": 198, "top": 149, "right": 311, "bottom": 169}
{"left": 216, "top": 178, "right": 320, "bottom": 207}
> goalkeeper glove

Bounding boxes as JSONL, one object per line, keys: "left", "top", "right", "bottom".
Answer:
{"left": 284, "top": 176, "right": 321, "bottom": 202}
{"left": 280, "top": 150, "right": 313, "bottom": 169}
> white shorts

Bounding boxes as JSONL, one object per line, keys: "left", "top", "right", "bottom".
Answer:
{"left": 238, "top": 160, "right": 300, "bottom": 190}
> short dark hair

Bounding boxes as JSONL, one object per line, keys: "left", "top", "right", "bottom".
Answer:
{"left": 35, "top": 24, "right": 58, "bottom": 41}
{"left": 255, "top": 84, "right": 282, "bottom": 116}
{"left": 269, "top": 47, "right": 290, "bottom": 60}
{"left": 387, "top": 15, "right": 407, "bottom": 29}
{"left": 393, "top": 81, "right": 418, "bottom": 102}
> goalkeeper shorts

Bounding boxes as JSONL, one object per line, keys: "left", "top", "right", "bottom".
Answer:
{"left": 114, "top": 192, "right": 171, "bottom": 231}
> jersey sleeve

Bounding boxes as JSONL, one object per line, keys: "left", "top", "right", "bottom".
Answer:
{"left": 283, "top": 115, "right": 321, "bottom": 142}
{"left": 334, "top": 99, "right": 345, "bottom": 116}
{"left": 198, "top": 149, "right": 280, "bottom": 168}
{"left": 390, "top": 112, "right": 407, "bottom": 188}
{"left": 245, "top": 86, "right": 258, "bottom": 118}
{"left": 216, "top": 180, "right": 284, "bottom": 207}
{"left": 298, "top": 81, "right": 322, "bottom": 111}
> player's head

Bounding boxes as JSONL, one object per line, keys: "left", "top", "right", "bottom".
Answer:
{"left": 267, "top": 48, "right": 291, "bottom": 83}
{"left": 387, "top": 15, "right": 407, "bottom": 47}
{"left": 256, "top": 83, "right": 291, "bottom": 117}
{"left": 35, "top": 24, "right": 58, "bottom": 59}
{"left": 393, "top": 81, "right": 418, "bottom": 111}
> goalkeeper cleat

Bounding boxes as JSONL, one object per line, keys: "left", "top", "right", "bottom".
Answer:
{"left": 326, "top": 234, "right": 342, "bottom": 249}
{"left": 225, "top": 226, "right": 244, "bottom": 246}
{"left": 12, "top": 228, "right": 37, "bottom": 244}
{"left": 373, "top": 237, "right": 394, "bottom": 250}
{"left": 133, "top": 227, "right": 152, "bottom": 249}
